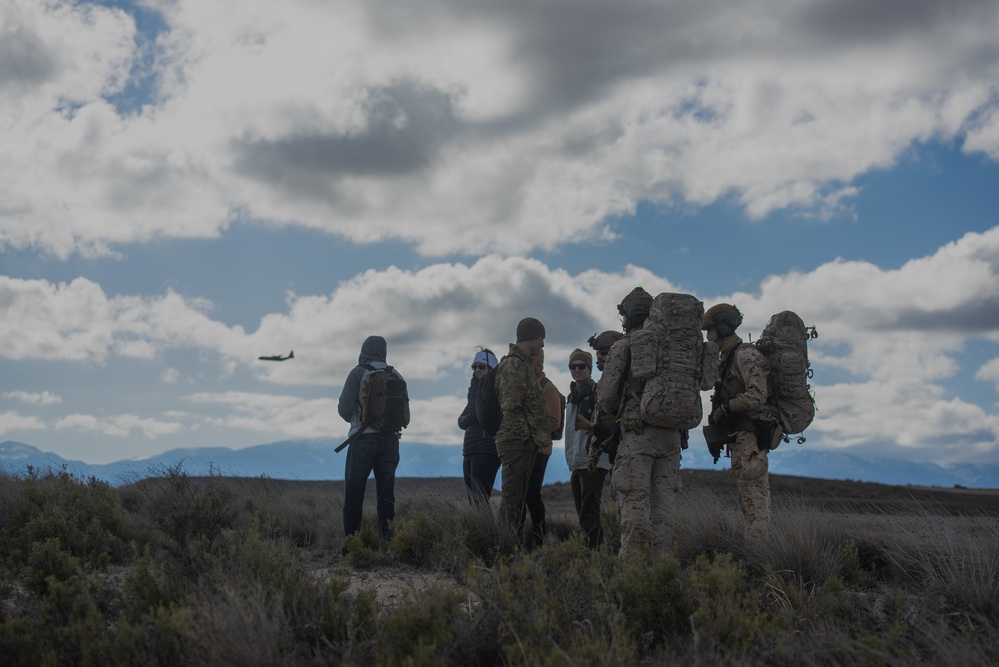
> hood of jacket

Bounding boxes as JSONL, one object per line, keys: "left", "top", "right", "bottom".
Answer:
{"left": 358, "top": 336, "right": 387, "bottom": 365}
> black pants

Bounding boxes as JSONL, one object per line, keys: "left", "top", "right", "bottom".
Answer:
{"left": 571, "top": 467, "right": 608, "bottom": 548}
{"left": 343, "top": 433, "right": 400, "bottom": 540}
{"left": 522, "top": 452, "right": 550, "bottom": 544}
{"left": 463, "top": 452, "right": 501, "bottom": 503}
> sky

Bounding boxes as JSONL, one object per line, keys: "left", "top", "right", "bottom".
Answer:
{"left": 1, "top": 0, "right": 998, "bottom": 472}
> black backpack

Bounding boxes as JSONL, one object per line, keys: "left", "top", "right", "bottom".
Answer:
{"left": 336, "top": 363, "right": 409, "bottom": 453}
{"left": 360, "top": 363, "right": 409, "bottom": 433}
{"left": 475, "top": 364, "right": 503, "bottom": 438}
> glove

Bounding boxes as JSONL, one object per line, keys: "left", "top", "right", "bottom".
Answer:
{"left": 711, "top": 402, "right": 730, "bottom": 424}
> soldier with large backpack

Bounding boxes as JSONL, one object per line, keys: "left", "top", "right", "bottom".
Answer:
{"left": 337, "top": 335, "right": 410, "bottom": 548}
{"left": 702, "top": 304, "right": 774, "bottom": 540}
{"left": 596, "top": 287, "right": 704, "bottom": 560}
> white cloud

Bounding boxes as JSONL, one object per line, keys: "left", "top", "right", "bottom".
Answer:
{"left": 1, "top": 390, "right": 62, "bottom": 406}
{"left": 54, "top": 413, "right": 185, "bottom": 439}
{"left": 2, "top": 0, "right": 998, "bottom": 257}
{"left": 0, "top": 410, "right": 46, "bottom": 434}
{"left": 0, "top": 277, "right": 114, "bottom": 361}
{"left": 160, "top": 367, "right": 181, "bottom": 384}
{"left": 977, "top": 357, "right": 999, "bottom": 393}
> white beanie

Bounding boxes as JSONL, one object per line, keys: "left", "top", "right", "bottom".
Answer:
{"left": 473, "top": 349, "right": 499, "bottom": 369}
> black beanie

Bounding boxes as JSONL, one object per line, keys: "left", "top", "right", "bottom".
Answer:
{"left": 516, "top": 317, "right": 546, "bottom": 342}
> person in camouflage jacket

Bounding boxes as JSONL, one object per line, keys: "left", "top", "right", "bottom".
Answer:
{"left": 596, "top": 287, "right": 684, "bottom": 560}
{"left": 704, "top": 303, "right": 774, "bottom": 540}
{"left": 494, "top": 317, "right": 551, "bottom": 543}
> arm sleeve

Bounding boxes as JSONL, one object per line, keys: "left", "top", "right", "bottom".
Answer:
{"left": 728, "top": 347, "right": 770, "bottom": 413}
{"left": 337, "top": 367, "right": 362, "bottom": 422}
{"left": 496, "top": 360, "right": 527, "bottom": 419}
{"left": 458, "top": 395, "right": 476, "bottom": 430}
{"left": 595, "top": 344, "right": 628, "bottom": 418}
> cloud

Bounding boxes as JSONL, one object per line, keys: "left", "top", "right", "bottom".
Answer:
{"left": 1, "top": 391, "right": 62, "bottom": 406}
{"left": 3, "top": 0, "right": 998, "bottom": 258}
{"left": 53, "top": 413, "right": 185, "bottom": 438}
{"left": 0, "top": 277, "right": 114, "bottom": 361}
{"left": 0, "top": 411, "right": 46, "bottom": 434}
{"left": 160, "top": 368, "right": 181, "bottom": 384}
{"left": 977, "top": 357, "right": 999, "bottom": 393}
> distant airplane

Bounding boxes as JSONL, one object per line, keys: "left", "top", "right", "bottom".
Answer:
{"left": 258, "top": 350, "right": 294, "bottom": 361}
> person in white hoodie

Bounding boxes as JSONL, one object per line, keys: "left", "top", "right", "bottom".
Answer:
{"left": 564, "top": 348, "right": 611, "bottom": 548}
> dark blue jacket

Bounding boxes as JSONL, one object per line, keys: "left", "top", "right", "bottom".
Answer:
{"left": 458, "top": 375, "right": 498, "bottom": 457}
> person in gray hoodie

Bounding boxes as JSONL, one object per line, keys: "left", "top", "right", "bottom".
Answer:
{"left": 337, "top": 335, "right": 410, "bottom": 544}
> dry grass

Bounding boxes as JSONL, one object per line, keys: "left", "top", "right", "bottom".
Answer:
{"left": 1, "top": 465, "right": 998, "bottom": 665}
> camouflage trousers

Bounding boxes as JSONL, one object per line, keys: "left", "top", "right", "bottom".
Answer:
{"left": 496, "top": 439, "right": 537, "bottom": 543}
{"left": 729, "top": 430, "right": 771, "bottom": 540}
{"left": 611, "top": 425, "right": 682, "bottom": 560}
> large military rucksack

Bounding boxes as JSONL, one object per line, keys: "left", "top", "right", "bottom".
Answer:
{"left": 630, "top": 292, "right": 718, "bottom": 430}
{"left": 754, "top": 311, "right": 817, "bottom": 441}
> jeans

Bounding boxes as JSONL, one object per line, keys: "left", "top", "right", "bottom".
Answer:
{"left": 343, "top": 433, "right": 400, "bottom": 540}
{"left": 463, "top": 452, "right": 501, "bottom": 503}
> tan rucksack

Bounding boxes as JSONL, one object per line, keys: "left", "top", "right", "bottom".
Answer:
{"left": 630, "top": 292, "right": 718, "bottom": 430}
{"left": 755, "top": 311, "right": 817, "bottom": 440}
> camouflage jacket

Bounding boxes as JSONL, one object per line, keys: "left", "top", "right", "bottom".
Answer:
{"left": 595, "top": 334, "right": 644, "bottom": 433}
{"left": 716, "top": 335, "right": 775, "bottom": 429}
{"left": 494, "top": 344, "right": 552, "bottom": 451}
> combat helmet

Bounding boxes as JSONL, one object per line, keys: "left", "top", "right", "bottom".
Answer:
{"left": 588, "top": 330, "right": 624, "bottom": 352}
{"left": 702, "top": 303, "right": 743, "bottom": 337}
{"left": 617, "top": 287, "right": 654, "bottom": 330}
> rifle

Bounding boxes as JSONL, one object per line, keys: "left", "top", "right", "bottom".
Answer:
{"left": 576, "top": 414, "right": 620, "bottom": 471}
{"left": 334, "top": 420, "right": 374, "bottom": 453}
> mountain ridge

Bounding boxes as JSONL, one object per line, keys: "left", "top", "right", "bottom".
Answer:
{"left": 1, "top": 439, "right": 997, "bottom": 489}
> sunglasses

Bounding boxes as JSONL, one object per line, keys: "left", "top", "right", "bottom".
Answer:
{"left": 471, "top": 363, "right": 488, "bottom": 370}
{"left": 569, "top": 363, "right": 589, "bottom": 371}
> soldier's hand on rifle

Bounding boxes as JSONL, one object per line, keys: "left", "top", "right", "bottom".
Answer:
{"left": 710, "top": 401, "right": 730, "bottom": 424}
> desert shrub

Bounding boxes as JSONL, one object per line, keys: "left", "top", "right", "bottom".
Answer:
{"left": 344, "top": 520, "right": 393, "bottom": 569}
{"left": 375, "top": 584, "right": 465, "bottom": 665}
{"left": 467, "top": 539, "right": 633, "bottom": 665}
{"left": 610, "top": 552, "right": 694, "bottom": 651}
{"left": 688, "top": 552, "right": 775, "bottom": 660}
{"left": 389, "top": 492, "right": 517, "bottom": 572}
{"left": 122, "top": 465, "right": 242, "bottom": 555}
{"left": 1, "top": 572, "right": 121, "bottom": 666}
{"left": 25, "top": 537, "right": 81, "bottom": 595}
{"left": 1, "top": 467, "right": 130, "bottom": 570}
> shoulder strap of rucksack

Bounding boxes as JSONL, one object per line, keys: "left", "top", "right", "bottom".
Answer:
{"left": 720, "top": 340, "right": 742, "bottom": 381}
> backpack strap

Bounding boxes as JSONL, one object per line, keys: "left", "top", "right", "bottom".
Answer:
{"left": 720, "top": 341, "right": 742, "bottom": 382}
